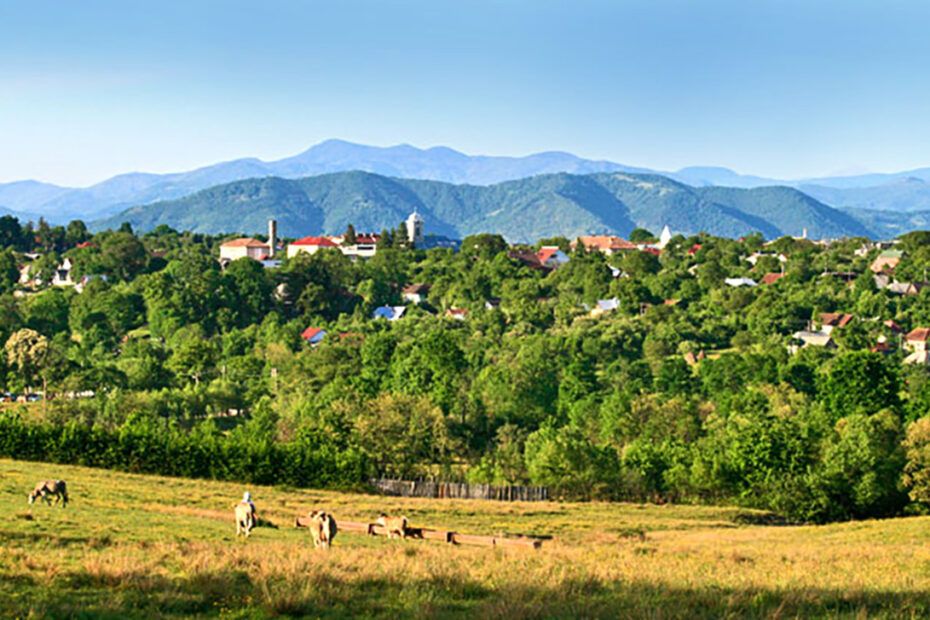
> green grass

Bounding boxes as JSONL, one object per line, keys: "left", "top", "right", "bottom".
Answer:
{"left": 2, "top": 458, "right": 930, "bottom": 618}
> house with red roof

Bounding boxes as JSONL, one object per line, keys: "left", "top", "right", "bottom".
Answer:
{"left": 301, "top": 327, "right": 327, "bottom": 346}
{"left": 287, "top": 236, "right": 338, "bottom": 258}
{"left": 402, "top": 284, "right": 431, "bottom": 304}
{"left": 760, "top": 272, "right": 785, "bottom": 285}
{"left": 572, "top": 235, "right": 638, "bottom": 255}
{"left": 536, "top": 246, "right": 570, "bottom": 268}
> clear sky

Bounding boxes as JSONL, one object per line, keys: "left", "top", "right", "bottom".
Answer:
{"left": 3, "top": 0, "right": 930, "bottom": 186}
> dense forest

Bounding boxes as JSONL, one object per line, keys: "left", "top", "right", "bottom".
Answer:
{"left": 3, "top": 213, "right": 930, "bottom": 523}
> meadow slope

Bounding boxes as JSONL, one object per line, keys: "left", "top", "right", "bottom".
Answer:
{"left": 2, "top": 459, "right": 929, "bottom": 619}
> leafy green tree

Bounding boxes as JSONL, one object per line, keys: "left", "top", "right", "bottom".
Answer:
{"left": 628, "top": 228, "right": 655, "bottom": 243}
{"left": 903, "top": 417, "right": 930, "bottom": 507}
{"left": 5, "top": 328, "right": 49, "bottom": 391}
{"left": 0, "top": 249, "right": 18, "bottom": 293}
{"left": 819, "top": 351, "right": 900, "bottom": 421}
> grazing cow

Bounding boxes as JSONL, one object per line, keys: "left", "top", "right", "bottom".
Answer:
{"left": 376, "top": 513, "right": 408, "bottom": 539}
{"left": 235, "top": 501, "right": 255, "bottom": 537}
{"left": 299, "top": 510, "right": 337, "bottom": 549}
{"left": 28, "top": 480, "right": 68, "bottom": 507}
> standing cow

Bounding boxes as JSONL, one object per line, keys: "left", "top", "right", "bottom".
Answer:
{"left": 296, "top": 510, "right": 337, "bottom": 548}
{"left": 376, "top": 513, "right": 408, "bottom": 539}
{"left": 28, "top": 480, "right": 69, "bottom": 507}
{"left": 234, "top": 491, "right": 256, "bottom": 537}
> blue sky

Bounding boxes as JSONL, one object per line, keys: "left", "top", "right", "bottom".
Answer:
{"left": 3, "top": 0, "right": 930, "bottom": 186}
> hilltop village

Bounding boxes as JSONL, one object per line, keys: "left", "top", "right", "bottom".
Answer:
{"left": 3, "top": 211, "right": 930, "bottom": 523}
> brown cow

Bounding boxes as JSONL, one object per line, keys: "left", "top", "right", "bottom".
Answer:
{"left": 376, "top": 513, "right": 408, "bottom": 539}
{"left": 28, "top": 480, "right": 68, "bottom": 507}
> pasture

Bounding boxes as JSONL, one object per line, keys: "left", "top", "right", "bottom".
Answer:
{"left": 1, "top": 459, "right": 929, "bottom": 619}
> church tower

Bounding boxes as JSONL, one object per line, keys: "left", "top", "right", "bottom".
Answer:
{"left": 405, "top": 211, "right": 424, "bottom": 247}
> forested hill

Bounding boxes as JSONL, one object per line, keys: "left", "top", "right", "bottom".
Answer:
{"left": 95, "top": 170, "right": 875, "bottom": 241}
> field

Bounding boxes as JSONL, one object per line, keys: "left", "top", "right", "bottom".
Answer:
{"left": 2, "top": 459, "right": 929, "bottom": 619}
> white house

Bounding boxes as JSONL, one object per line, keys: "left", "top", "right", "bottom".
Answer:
{"left": 591, "top": 297, "right": 620, "bottom": 317}
{"left": 725, "top": 277, "right": 758, "bottom": 287}
{"left": 657, "top": 225, "right": 673, "bottom": 249}
{"left": 287, "top": 236, "right": 339, "bottom": 258}
{"left": 402, "top": 284, "right": 431, "bottom": 304}
{"left": 220, "top": 238, "right": 271, "bottom": 262}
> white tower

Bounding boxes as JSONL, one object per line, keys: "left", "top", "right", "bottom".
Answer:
{"left": 405, "top": 211, "right": 424, "bottom": 247}
{"left": 267, "top": 219, "right": 277, "bottom": 258}
{"left": 658, "top": 224, "right": 672, "bottom": 249}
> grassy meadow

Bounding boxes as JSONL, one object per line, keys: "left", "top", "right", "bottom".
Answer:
{"left": 1, "top": 459, "right": 929, "bottom": 619}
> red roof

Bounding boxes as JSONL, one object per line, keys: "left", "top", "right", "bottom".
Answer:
{"left": 884, "top": 320, "right": 903, "bottom": 333}
{"left": 75, "top": 241, "right": 95, "bottom": 249}
{"left": 355, "top": 234, "right": 380, "bottom": 244}
{"left": 906, "top": 327, "right": 930, "bottom": 343}
{"left": 642, "top": 247, "right": 661, "bottom": 256}
{"left": 301, "top": 327, "right": 326, "bottom": 341}
{"left": 537, "top": 247, "right": 562, "bottom": 263}
{"left": 291, "top": 236, "right": 337, "bottom": 247}
{"left": 761, "top": 272, "right": 785, "bottom": 285}
{"left": 222, "top": 237, "right": 269, "bottom": 248}
{"left": 687, "top": 243, "right": 702, "bottom": 255}
{"left": 821, "top": 312, "right": 854, "bottom": 328}
{"left": 575, "top": 236, "right": 637, "bottom": 252}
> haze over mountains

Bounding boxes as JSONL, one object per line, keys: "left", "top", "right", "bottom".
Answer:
{"left": 95, "top": 171, "right": 874, "bottom": 242}
{"left": 3, "top": 139, "right": 930, "bottom": 239}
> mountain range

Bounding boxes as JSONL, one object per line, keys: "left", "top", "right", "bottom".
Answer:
{"left": 94, "top": 171, "right": 875, "bottom": 242}
{"left": 3, "top": 139, "right": 930, "bottom": 239}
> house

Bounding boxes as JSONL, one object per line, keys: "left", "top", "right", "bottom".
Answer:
{"left": 301, "top": 327, "right": 327, "bottom": 346}
{"left": 818, "top": 313, "right": 854, "bottom": 334}
{"left": 791, "top": 330, "right": 835, "bottom": 349}
{"left": 509, "top": 250, "right": 549, "bottom": 271}
{"left": 373, "top": 306, "right": 406, "bottom": 321}
{"left": 725, "top": 277, "right": 757, "bottom": 287}
{"left": 484, "top": 297, "right": 502, "bottom": 310}
{"left": 287, "top": 236, "right": 338, "bottom": 258}
{"left": 572, "top": 235, "right": 637, "bottom": 255}
{"left": 402, "top": 284, "right": 431, "bottom": 304}
{"left": 445, "top": 308, "right": 468, "bottom": 321}
{"left": 887, "top": 281, "right": 926, "bottom": 296}
{"left": 760, "top": 272, "right": 785, "bottom": 285}
{"left": 821, "top": 271, "right": 858, "bottom": 284}
{"left": 746, "top": 252, "right": 788, "bottom": 266}
{"left": 220, "top": 238, "right": 271, "bottom": 262}
{"left": 884, "top": 319, "right": 903, "bottom": 334}
{"left": 870, "top": 249, "right": 903, "bottom": 273}
{"left": 905, "top": 328, "right": 930, "bottom": 364}
{"left": 52, "top": 258, "right": 74, "bottom": 287}
{"left": 683, "top": 350, "right": 706, "bottom": 366}
{"left": 342, "top": 233, "right": 380, "bottom": 259}
{"left": 687, "top": 243, "right": 702, "bottom": 256}
{"left": 590, "top": 297, "right": 620, "bottom": 317}
{"left": 536, "top": 246, "right": 570, "bottom": 268}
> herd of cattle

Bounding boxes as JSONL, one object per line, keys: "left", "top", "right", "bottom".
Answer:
{"left": 28, "top": 479, "right": 407, "bottom": 549}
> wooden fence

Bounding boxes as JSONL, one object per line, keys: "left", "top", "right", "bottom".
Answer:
{"left": 370, "top": 478, "right": 549, "bottom": 502}
{"left": 296, "top": 515, "right": 544, "bottom": 549}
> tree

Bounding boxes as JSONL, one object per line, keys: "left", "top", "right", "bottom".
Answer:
{"left": 350, "top": 393, "right": 452, "bottom": 478}
{"left": 819, "top": 352, "right": 900, "bottom": 421}
{"left": 343, "top": 223, "right": 357, "bottom": 245}
{"left": 0, "top": 215, "right": 25, "bottom": 250}
{"left": 629, "top": 228, "right": 655, "bottom": 243}
{"left": 0, "top": 249, "right": 18, "bottom": 293}
{"left": 903, "top": 417, "right": 930, "bottom": 507}
{"left": 5, "top": 328, "right": 49, "bottom": 391}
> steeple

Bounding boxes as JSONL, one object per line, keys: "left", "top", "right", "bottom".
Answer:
{"left": 405, "top": 210, "right": 424, "bottom": 247}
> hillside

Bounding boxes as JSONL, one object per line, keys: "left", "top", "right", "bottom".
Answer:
{"left": 96, "top": 171, "right": 870, "bottom": 241}
{"left": 3, "top": 458, "right": 929, "bottom": 618}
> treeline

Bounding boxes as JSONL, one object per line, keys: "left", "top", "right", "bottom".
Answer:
{"left": 0, "top": 412, "right": 367, "bottom": 489}
{"left": 4, "top": 215, "right": 930, "bottom": 521}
